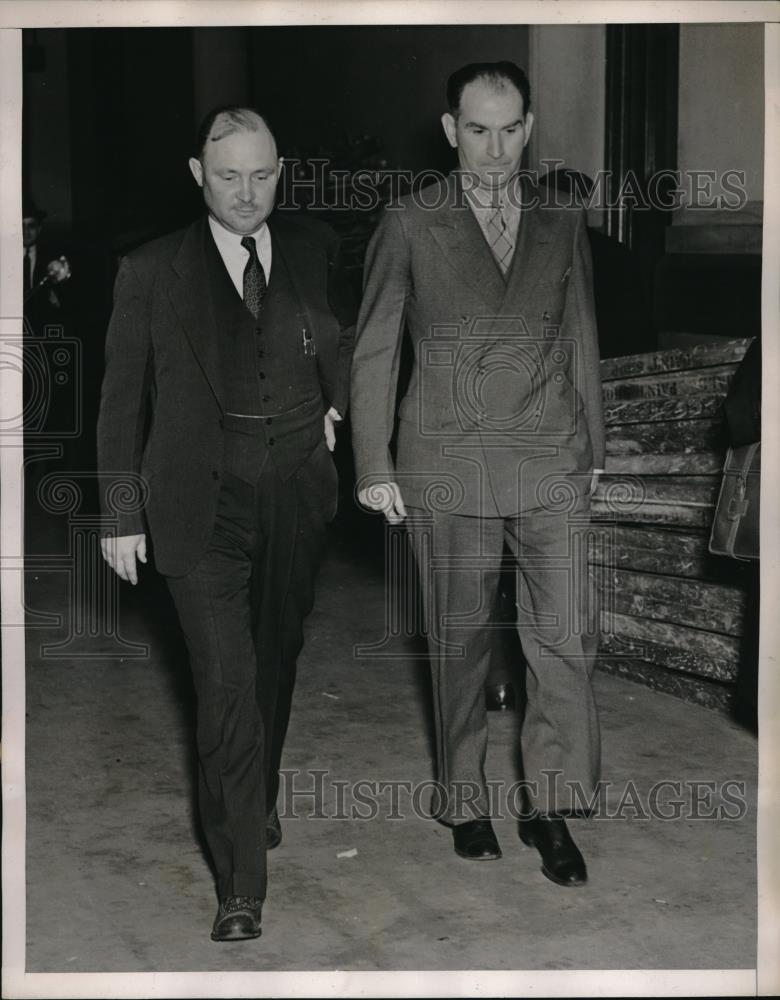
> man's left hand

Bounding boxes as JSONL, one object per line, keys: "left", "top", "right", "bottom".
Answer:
{"left": 324, "top": 407, "right": 342, "bottom": 452}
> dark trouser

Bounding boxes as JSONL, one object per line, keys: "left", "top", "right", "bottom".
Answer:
{"left": 405, "top": 498, "right": 601, "bottom": 823}
{"left": 165, "top": 442, "right": 334, "bottom": 899}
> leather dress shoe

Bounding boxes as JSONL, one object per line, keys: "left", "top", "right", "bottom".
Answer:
{"left": 211, "top": 895, "right": 263, "bottom": 941}
{"left": 485, "top": 682, "right": 516, "bottom": 711}
{"left": 267, "top": 807, "right": 282, "bottom": 850}
{"left": 452, "top": 817, "right": 502, "bottom": 860}
{"left": 518, "top": 815, "right": 587, "bottom": 886}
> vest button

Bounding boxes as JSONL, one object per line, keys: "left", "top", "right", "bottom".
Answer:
{"left": 266, "top": 417, "right": 273, "bottom": 425}
{"left": 262, "top": 395, "right": 270, "bottom": 402}
{"left": 259, "top": 372, "right": 266, "bottom": 380}
{"left": 268, "top": 438, "right": 275, "bottom": 446}
{"left": 212, "top": 471, "right": 220, "bottom": 480}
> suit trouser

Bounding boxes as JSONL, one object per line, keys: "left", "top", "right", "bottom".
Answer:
{"left": 165, "top": 449, "right": 331, "bottom": 899}
{"left": 405, "top": 498, "right": 601, "bottom": 822}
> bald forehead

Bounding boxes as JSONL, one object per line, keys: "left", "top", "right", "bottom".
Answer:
{"left": 203, "top": 110, "right": 276, "bottom": 157}
{"left": 460, "top": 76, "right": 525, "bottom": 115}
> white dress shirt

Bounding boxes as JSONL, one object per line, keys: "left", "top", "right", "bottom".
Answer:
{"left": 208, "top": 215, "right": 272, "bottom": 298}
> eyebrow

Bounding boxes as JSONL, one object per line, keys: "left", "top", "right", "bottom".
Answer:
{"left": 463, "top": 118, "right": 524, "bottom": 130}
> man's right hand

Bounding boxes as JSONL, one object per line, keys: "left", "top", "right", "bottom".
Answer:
{"left": 357, "top": 482, "right": 407, "bottom": 524}
{"left": 100, "top": 533, "right": 147, "bottom": 585}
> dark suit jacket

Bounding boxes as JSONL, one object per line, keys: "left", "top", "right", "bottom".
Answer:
{"left": 97, "top": 213, "right": 355, "bottom": 576}
{"left": 724, "top": 337, "right": 760, "bottom": 447}
{"left": 350, "top": 175, "right": 605, "bottom": 517}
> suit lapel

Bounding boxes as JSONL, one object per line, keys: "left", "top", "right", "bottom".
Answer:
{"left": 427, "top": 175, "right": 507, "bottom": 312}
{"left": 501, "top": 181, "right": 559, "bottom": 314}
{"left": 167, "top": 217, "right": 223, "bottom": 409}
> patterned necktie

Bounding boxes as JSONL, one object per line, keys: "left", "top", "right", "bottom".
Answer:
{"left": 486, "top": 203, "right": 515, "bottom": 276}
{"left": 240, "top": 236, "right": 267, "bottom": 318}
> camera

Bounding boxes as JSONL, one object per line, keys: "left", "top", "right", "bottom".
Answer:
{"left": 3, "top": 325, "right": 82, "bottom": 438}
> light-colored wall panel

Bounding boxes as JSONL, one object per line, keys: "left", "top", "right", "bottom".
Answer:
{"left": 528, "top": 25, "right": 606, "bottom": 184}
{"left": 678, "top": 23, "right": 764, "bottom": 209}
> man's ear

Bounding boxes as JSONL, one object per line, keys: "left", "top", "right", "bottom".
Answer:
{"left": 523, "top": 112, "right": 535, "bottom": 147}
{"left": 188, "top": 157, "right": 204, "bottom": 187}
{"left": 441, "top": 112, "right": 458, "bottom": 149}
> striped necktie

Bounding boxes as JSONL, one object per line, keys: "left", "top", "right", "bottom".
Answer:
{"left": 486, "top": 203, "right": 515, "bottom": 275}
{"left": 240, "top": 236, "right": 267, "bottom": 318}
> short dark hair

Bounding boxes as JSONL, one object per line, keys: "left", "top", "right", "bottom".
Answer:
{"left": 446, "top": 61, "right": 531, "bottom": 117}
{"left": 194, "top": 105, "right": 276, "bottom": 160}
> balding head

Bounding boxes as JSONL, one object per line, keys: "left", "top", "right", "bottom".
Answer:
{"left": 195, "top": 106, "right": 277, "bottom": 163}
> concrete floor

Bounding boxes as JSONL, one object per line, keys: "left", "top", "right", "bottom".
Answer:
{"left": 22, "top": 499, "right": 757, "bottom": 974}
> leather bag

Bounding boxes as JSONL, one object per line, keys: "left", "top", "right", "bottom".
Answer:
{"left": 709, "top": 442, "right": 760, "bottom": 561}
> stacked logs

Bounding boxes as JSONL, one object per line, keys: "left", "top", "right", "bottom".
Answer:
{"left": 591, "top": 337, "right": 755, "bottom": 711}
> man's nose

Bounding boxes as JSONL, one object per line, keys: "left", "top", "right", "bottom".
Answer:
{"left": 237, "top": 178, "right": 254, "bottom": 202}
{"left": 487, "top": 132, "right": 504, "bottom": 159}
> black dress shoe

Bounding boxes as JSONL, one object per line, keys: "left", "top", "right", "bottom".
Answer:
{"left": 267, "top": 807, "right": 282, "bottom": 850}
{"left": 518, "top": 815, "right": 587, "bottom": 886}
{"left": 211, "top": 896, "right": 263, "bottom": 941}
{"left": 485, "top": 682, "right": 516, "bottom": 711}
{"left": 452, "top": 817, "right": 502, "bottom": 860}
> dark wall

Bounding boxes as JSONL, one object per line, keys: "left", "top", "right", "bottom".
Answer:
{"left": 66, "top": 28, "right": 197, "bottom": 247}
{"left": 26, "top": 25, "right": 529, "bottom": 246}
{"left": 248, "top": 25, "right": 529, "bottom": 172}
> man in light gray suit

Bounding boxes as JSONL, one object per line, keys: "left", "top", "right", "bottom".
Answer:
{"left": 350, "top": 62, "right": 605, "bottom": 885}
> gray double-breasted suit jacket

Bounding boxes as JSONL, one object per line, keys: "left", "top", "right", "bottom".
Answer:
{"left": 350, "top": 174, "right": 605, "bottom": 516}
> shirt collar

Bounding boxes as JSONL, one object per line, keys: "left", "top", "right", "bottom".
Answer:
{"left": 207, "top": 215, "right": 268, "bottom": 254}
{"left": 464, "top": 175, "right": 522, "bottom": 213}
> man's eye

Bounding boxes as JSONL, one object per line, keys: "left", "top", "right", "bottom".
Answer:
{"left": 221, "top": 173, "right": 236, "bottom": 181}
{"left": 504, "top": 127, "right": 518, "bottom": 134}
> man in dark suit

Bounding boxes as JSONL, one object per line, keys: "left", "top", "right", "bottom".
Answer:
{"left": 22, "top": 198, "right": 72, "bottom": 323}
{"left": 350, "top": 63, "right": 604, "bottom": 885}
{"left": 97, "top": 107, "right": 355, "bottom": 941}
{"left": 22, "top": 198, "right": 75, "bottom": 476}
